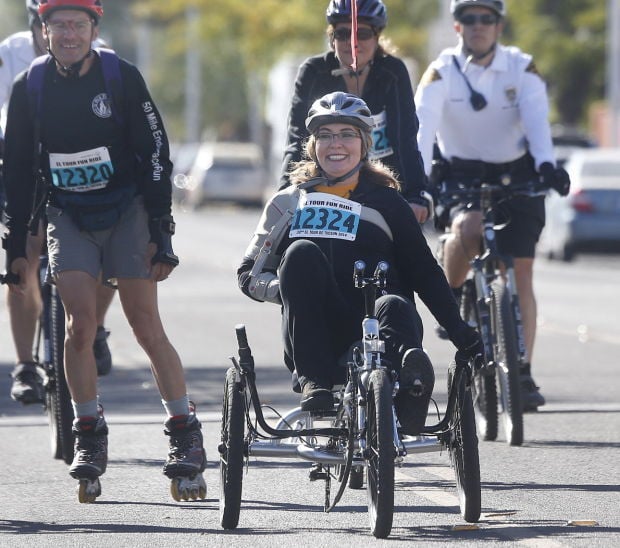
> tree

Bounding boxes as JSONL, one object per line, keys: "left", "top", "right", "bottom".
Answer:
{"left": 141, "top": 0, "right": 605, "bottom": 140}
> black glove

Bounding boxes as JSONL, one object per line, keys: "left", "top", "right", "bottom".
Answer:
{"left": 539, "top": 162, "right": 571, "bottom": 196}
{"left": 450, "top": 323, "right": 485, "bottom": 370}
{"left": 148, "top": 214, "right": 179, "bottom": 267}
{"left": 1, "top": 231, "right": 26, "bottom": 285}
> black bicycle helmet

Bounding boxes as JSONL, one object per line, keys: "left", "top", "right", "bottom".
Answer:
{"left": 306, "top": 92, "right": 374, "bottom": 134}
{"left": 326, "top": 0, "right": 387, "bottom": 29}
{"left": 450, "top": 0, "right": 506, "bottom": 18}
{"left": 26, "top": 0, "right": 41, "bottom": 27}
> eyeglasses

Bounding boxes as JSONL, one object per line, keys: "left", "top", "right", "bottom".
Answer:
{"left": 458, "top": 13, "right": 499, "bottom": 26}
{"left": 46, "top": 19, "right": 93, "bottom": 35}
{"left": 333, "top": 27, "right": 376, "bottom": 42}
{"left": 315, "top": 130, "right": 361, "bottom": 144}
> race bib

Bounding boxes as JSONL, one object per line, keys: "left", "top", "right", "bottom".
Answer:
{"left": 289, "top": 192, "right": 361, "bottom": 241}
{"left": 369, "top": 110, "right": 393, "bottom": 160}
{"left": 49, "top": 147, "right": 114, "bottom": 192}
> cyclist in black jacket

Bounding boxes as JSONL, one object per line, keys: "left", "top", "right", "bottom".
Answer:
{"left": 239, "top": 92, "right": 482, "bottom": 434}
{"left": 2, "top": 0, "right": 206, "bottom": 501}
{"left": 279, "top": 0, "right": 431, "bottom": 223}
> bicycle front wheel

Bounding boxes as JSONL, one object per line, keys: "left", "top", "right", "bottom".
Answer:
{"left": 461, "top": 280, "right": 498, "bottom": 441}
{"left": 491, "top": 280, "right": 524, "bottom": 446}
{"left": 447, "top": 363, "right": 481, "bottom": 523}
{"left": 219, "top": 366, "right": 246, "bottom": 529}
{"left": 46, "top": 287, "right": 73, "bottom": 465}
{"left": 365, "top": 369, "right": 395, "bottom": 539}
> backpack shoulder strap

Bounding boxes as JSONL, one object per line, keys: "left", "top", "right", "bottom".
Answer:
{"left": 26, "top": 54, "right": 53, "bottom": 121}
{"left": 95, "top": 47, "right": 123, "bottom": 125}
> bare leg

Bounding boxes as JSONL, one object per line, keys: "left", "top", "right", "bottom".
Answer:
{"left": 7, "top": 230, "right": 44, "bottom": 363}
{"left": 55, "top": 271, "right": 99, "bottom": 403}
{"left": 513, "top": 257, "right": 536, "bottom": 363}
{"left": 117, "top": 277, "right": 186, "bottom": 401}
{"left": 443, "top": 210, "right": 482, "bottom": 288}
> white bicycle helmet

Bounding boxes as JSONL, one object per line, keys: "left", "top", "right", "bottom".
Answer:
{"left": 305, "top": 92, "right": 374, "bottom": 134}
{"left": 450, "top": 0, "right": 506, "bottom": 18}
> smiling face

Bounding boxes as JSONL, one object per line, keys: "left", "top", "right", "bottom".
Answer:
{"left": 332, "top": 21, "right": 379, "bottom": 70}
{"left": 454, "top": 6, "right": 503, "bottom": 63}
{"left": 42, "top": 9, "right": 98, "bottom": 68}
{"left": 313, "top": 123, "right": 363, "bottom": 183}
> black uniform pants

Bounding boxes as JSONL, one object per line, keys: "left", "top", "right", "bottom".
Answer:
{"left": 279, "top": 240, "right": 424, "bottom": 391}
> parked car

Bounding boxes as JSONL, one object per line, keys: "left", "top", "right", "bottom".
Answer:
{"left": 539, "top": 148, "right": 620, "bottom": 261}
{"left": 169, "top": 141, "right": 201, "bottom": 203}
{"left": 183, "top": 141, "right": 267, "bottom": 208}
{"left": 551, "top": 126, "right": 597, "bottom": 167}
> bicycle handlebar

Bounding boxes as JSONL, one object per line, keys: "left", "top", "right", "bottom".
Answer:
{"left": 436, "top": 178, "right": 552, "bottom": 210}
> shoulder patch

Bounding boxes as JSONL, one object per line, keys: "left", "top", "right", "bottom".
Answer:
{"left": 419, "top": 67, "right": 442, "bottom": 88}
{"left": 526, "top": 60, "right": 540, "bottom": 76}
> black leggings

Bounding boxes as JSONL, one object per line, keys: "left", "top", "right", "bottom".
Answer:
{"left": 279, "top": 240, "right": 424, "bottom": 389}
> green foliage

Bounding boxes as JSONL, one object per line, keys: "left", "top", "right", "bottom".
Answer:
{"left": 136, "top": 0, "right": 605, "bottom": 139}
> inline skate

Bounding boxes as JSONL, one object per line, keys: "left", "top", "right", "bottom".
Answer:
{"left": 163, "top": 404, "right": 207, "bottom": 501}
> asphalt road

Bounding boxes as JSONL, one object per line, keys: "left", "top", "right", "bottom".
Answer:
{"left": 0, "top": 205, "right": 618, "bottom": 547}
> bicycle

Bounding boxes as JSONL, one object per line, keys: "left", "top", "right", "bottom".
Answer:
{"left": 219, "top": 260, "right": 481, "bottom": 538}
{"left": 436, "top": 178, "right": 553, "bottom": 446}
{"left": 1, "top": 250, "right": 73, "bottom": 465}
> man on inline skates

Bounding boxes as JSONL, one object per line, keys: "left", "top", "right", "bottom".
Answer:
{"left": 2, "top": 0, "right": 206, "bottom": 502}
{"left": 0, "top": 0, "right": 114, "bottom": 405}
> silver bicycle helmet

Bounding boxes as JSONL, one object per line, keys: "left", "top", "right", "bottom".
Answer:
{"left": 305, "top": 92, "right": 374, "bottom": 134}
{"left": 26, "top": 0, "right": 41, "bottom": 27}
{"left": 450, "top": 0, "right": 506, "bottom": 18}
{"left": 326, "top": 0, "right": 387, "bottom": 29}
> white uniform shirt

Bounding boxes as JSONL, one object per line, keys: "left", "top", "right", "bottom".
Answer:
{"left": 415, "top": 43, "right": 556, "bottom": 175}
{"left": 0, "top": 31, "right": 36, "bottom": 132}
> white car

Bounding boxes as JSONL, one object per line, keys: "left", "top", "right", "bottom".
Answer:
{"left": 183, "top": 142, "right": 268, "bottom": 208}
{"left": 539, "top": 148, "right": 620, "bottom": 261}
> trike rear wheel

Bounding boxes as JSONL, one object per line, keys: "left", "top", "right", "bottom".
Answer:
{"left": 219, "top": 366, "right": 246, "bottom": 529}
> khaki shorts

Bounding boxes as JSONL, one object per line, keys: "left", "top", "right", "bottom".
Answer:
{"left": 46, "top": 195, "right": 151, "bottom": 283}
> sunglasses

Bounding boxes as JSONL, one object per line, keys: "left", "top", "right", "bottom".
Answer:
{"left": 333, "top": 27, "right": 376, "bottom": 42}
{"left": 458, "top": 13, "right": 499, "bottom": 26}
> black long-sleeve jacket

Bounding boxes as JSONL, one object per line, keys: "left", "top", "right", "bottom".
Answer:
{"left": 279, "top": 50, "right": 427, "bottom": 203}
{"left": 3, "top": 53, "right": 172, "bottom": 254}
{"left": 238, "top": 178, "right": 467, "bottom": 344}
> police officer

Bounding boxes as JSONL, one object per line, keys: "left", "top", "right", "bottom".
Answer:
{"left": 1, "top": 0, "right": 114, "bottom": 404}
{"left": 415, "top": 0, "right": 566, "bottom": 411}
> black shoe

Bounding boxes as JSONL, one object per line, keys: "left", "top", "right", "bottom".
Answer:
{"left": 434, "top": 324, "right": 449, "bottom": 340}
{"left": 395, "top": 349, "right": 435, "bottom": 436}
{"left": 300, "top": 380, "right": 334, "bottom": 412}
{"left": 10, "top": 363, "right": 44, "bottom": 404}
{"left": 520, "top": 374, "right": 545, "bottom": 412}
{"left": 94, "top": 326, "right": 112, "bottom": 377}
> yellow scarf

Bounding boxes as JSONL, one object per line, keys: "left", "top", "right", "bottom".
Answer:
{"left": 314, "top": 181, "right": 358, "bottom": 199}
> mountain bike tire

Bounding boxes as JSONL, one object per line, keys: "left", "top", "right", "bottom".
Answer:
{"left": 47, "top": 286, "right": 74, "bottom": 465}
{"left": 461, "top": 280, "right": 498, "bottom": 441}
{"left": 491, "top": 280, "right": 524, "bottom": 446}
